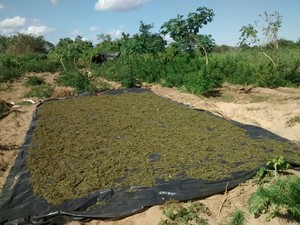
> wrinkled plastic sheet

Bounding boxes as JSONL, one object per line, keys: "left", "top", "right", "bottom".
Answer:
{"left": 1, "top": 88, "right": 299, "bottom": 225}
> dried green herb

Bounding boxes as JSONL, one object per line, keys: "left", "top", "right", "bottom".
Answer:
{"left": 26, "top": 92, "right": 300, "bottom": 204}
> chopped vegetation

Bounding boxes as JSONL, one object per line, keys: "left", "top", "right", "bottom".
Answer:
{"left": 26, "top": 92, "right": 300, "bottom": 204}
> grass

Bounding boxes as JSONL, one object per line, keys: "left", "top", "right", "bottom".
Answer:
{"left": 227, "top": 208, "right": 247, "bottom": 225}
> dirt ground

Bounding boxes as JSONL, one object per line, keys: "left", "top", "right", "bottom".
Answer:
{"left": 1, "top": 72, "right": 300, "bottom": 225}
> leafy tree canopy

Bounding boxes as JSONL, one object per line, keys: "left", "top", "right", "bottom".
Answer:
{"left": 120, "top": 21, "right": 166, "bottom": 55}
{"left": 160, "top": 7, "right": 215, "bottom": 54}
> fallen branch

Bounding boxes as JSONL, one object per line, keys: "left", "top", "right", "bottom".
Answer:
{"left": 218, "top": 181, "right": 229, "bottom": 218}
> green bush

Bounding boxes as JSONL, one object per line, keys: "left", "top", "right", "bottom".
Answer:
{"left": 183, "top": 64, "right": 222, "bottom": 95}
{"left": 0, "top": 67, "right": 23, "bottom": 84}
{"left": 57, "top": 70, "right": 93, "bottom": 92}
{"left": 25, "top": 84, "right": 54, "bottom": 98}
{"left": 25, "top": 76, "right": 46, "bottom": 87}
{"left": 248, "top": 175, "right": 300, "bottom": 222}
{"left": 93, "top": 47, "right": 300, "bottom": 94}
{"left": 19, "top": 54, "right": 59, "bottom": 73}
{"left": 0, "top": 55, "right": 24, "bottom": 84}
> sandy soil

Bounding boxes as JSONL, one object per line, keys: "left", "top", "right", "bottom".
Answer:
{"left": 1, "top": 73, "right": 300, "bottom": 225}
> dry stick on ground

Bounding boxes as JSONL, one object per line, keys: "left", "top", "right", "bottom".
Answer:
{"left": 218, "top": 181, "right": 229, "bottom": 218}
{"left": 217, "top": 183, "right": 251, "bottom": 218}
{"left": 0, "top": 109, "right": 28, "bottom": 120}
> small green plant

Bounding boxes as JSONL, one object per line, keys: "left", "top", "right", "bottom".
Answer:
{"left": 25, "top": 84, "right": 54, "bottom": 98}
{"left": 248, "top": 175, "right": 300, "bottom": 222}
{"left": 266, "top": 155, "right": 290, "bottom": 177}
{"left": 254, "top": 156, "right": 290, "bottom": 183}
{"left": 286, "top": 115, "right": 300, "bottom": 128}
{"left": 159, "top": 201, "right": 210, "bottom": 225}
{"left": 227, "top": 208, "right": 247, "bottom": 225}
{"left": 25, "top": 76, "right": 46, "bottom": 87}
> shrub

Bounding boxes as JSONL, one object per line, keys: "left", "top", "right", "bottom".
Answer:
{"left": 25, "top": 84, "right": 54, "bottom": 98}
{"left": 248, "top": 175, "right": 300, "bottom": 222}
{"left": 183, "top": 64, "right": 222, "bottom": 95}
{"left": 0, "top": 67, "right": 23, "bottom": 84}
{"left": 57, "top": 70, "right": 94, "bottom": 92}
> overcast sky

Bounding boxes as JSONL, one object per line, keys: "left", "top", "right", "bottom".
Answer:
{"left": 0, "top": 0, "right": 299, "bottom": 46}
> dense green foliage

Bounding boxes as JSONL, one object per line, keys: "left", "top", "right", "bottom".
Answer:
{"left": 94, "top": 45, "right": 300, "bottom": 93}
{"left": 161, "top": 7, "right": 215, "bottom": 55}
{"left": 0, "top": 9, "right": 299, "bottom": 95}
{"left": 248, "top": 176, "right": 300, "bottom": 222}
{"left": 0, "top": 53, "right": 59, "bottom": 85}
{"left": 57, "top": 70, "right": 93, "bottom": 92}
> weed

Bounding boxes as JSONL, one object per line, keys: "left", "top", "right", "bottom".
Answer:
{"left": 285, "top": 115, "right": 300, "bottom": 128}
{"left": 253, "top": 156, "right": 290, "bottom": 183}
{"left": 159, "top": 201, "right": 210, "bottom": 225}
{"left": 266, "top": 156, "right": 290, "bottom": 177}
{"left": 248, "top": 175, "right": 300, "bottom": 222}
{"left": 227, "top": 208, "right": 247, "bottom": 225}
{"left": 25, "top": 84, "right": 54, "bottom": 98}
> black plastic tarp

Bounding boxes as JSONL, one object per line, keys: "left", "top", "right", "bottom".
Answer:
{"left": 0, "top": 88, "right": 299, "bottom": 225}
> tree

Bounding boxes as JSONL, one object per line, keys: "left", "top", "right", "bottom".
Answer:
{"left": 160, "top": 7, "right": 215, "bottom": 57}
{"left": 48, "top": 36, "right": 93, "bottom": 71}
{"left": 95, "top": 34, "right": 121, "bottom": 53}
{"left": 239, "top": 11, "right": 282, "bottom": 67}
{"left": 121, "top": 21, "right": 166, "bottom": 55}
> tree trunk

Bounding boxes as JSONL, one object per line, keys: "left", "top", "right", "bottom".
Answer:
{"left": 201, "top": 46, "right": 209, "bottom": 65}
{"left": 60, "top": 55, "right": 66, "bottom": 72}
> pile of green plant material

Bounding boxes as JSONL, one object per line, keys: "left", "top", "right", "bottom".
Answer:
{"left": 26, "top": 92, "right": 300, "bottom": 204}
